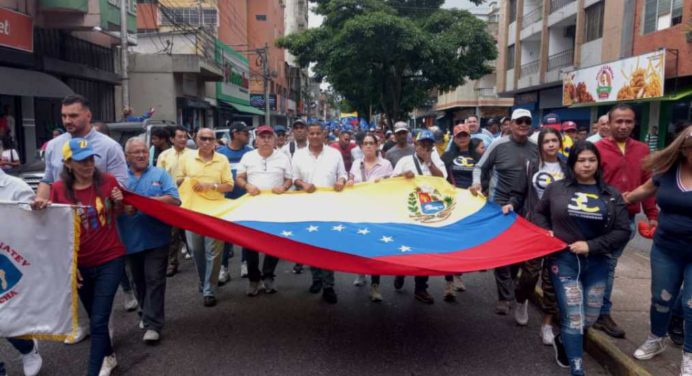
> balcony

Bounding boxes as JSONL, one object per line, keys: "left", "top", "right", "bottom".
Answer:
{"left": 547, "top": 48, "right": 574, "bottom": 71}
{"left": 520, "top": 60, "right": 540, "bottom": 77}
{"left": 550, "top": 0, "right": 575, "bottom": 13}
{"left": 522, "top": 6, "right": 543, "bottom": 27}
{"left": 477, "top": 88, "right": 497, "bottom": 97}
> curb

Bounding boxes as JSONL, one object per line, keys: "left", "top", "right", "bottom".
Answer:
{"left": 532, "top": 287, "right": 653, "bottom": 376}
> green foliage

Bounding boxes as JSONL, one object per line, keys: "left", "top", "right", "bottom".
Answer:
{"left": 276, "top": 0, "right": 497, "bottom": 124}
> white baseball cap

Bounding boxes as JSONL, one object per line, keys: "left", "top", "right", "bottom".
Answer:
{"left": 511, "top": 109, "right": 532, "bottom": 120}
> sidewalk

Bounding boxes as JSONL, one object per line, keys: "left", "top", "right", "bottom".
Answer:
{"left": 585, "top": 232, "right": 682, "bottom": 376}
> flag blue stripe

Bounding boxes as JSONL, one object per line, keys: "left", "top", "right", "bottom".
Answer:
{"left": 237, "top": 203, "right": 515, "bottom": 257}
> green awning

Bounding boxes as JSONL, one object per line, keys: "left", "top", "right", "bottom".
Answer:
{"left": 228, "top": 102, "right": 265, "bottom": 116}
{"left": 570, "top": 87, "right": 692, "bottom": 108}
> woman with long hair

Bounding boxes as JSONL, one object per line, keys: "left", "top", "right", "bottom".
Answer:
{"left": 42, "top": 138, "right": 126, "bottom": 376}
{"left": 504, "top": 127, "right": 565, "bottom": 344}
{"left": 625, "top": 126, "right": 692, "bottom": 375}
{"left": 533, "top": 141, "right": 631, "bottom": 375}
{"left": 347, "top": 133, "right": 393, "bottom": 302}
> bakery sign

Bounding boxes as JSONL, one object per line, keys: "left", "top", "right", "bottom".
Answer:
{"left": 562, "top": 50, "right": 665, "bottom": 106}
{"left": 0, "top": 7, "right": 33, "bottom": 53}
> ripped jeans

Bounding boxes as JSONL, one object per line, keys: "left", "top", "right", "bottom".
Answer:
{"left": 650, "top": 242, "right": 692, "bottom": 352}
{"left": 551, "top": 250, "right": 609, "bottom": 376}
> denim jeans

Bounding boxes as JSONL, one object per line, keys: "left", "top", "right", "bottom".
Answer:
{"left": 186, "top": 232, "right": 222, "bottom": 297}
{"left": 78, "top": 257, "right": 125, "bottom": 376}
{"left": 551, "top": 251, "right": 609, "bottom": 376}
{"left": 128, "top": 245, "right": 168, "bottom": 332}
{"left": 601, "top": 219, "right": 635, "bottom": 315}
{"left": 245, "top": 248, "right": 279, "bottom": 283}
{"left": 649, "top": 242, "right": 692, "bottom": 352}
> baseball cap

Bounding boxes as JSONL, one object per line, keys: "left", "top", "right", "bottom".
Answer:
{"left": 256, "top": 125, "right": 274, "bottom": 135}
{"left": 62, "top": 138, "right": 100, "bottom": 161}
{"left": 415, "top": 129, "right": 435, "bottom": 143}
{"left": 562, "top": 121, "right": 577, "bottom": 131}
{"left": 292, "top": 119, "right": 307, "bottom": 128}
{"left": 273, "top": 125, "right": 287, "bottom": 134}
{"left": 511, "top": 109, "right": 533, "bottom": 121}
{"left": 394, "top": 121, "right": 409, "bottom": 134}
{"left": 542, "top": 113, "right": 561, "bottom": 130}
{"left": 453, "top": 123, "right": 471, "bottom": 137}
{"left": 229, "top": 121, "right": 249, "bottom": 133}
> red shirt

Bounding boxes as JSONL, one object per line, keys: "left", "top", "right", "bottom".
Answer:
{"left": 330, "top": 141, "right": 356, "bottom": 172}
{"left": 50, "top": 173, "right": 125, "bottom": 268}
{"left": 595, "top": 137, "right": 658, "bottom": 220}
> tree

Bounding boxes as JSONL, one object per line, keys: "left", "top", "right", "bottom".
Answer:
{"left": 277, "top": 0, "right": 496, "bottom": 126}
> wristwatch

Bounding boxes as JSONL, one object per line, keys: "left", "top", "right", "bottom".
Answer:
{"left": 213, "top": 183, "right": 219, "bottom": 191}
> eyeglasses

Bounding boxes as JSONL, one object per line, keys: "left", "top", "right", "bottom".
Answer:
{"left": 198, "top": 136, "right": 215, "bottom": 142}
{"left": 514, "top": 118, "right": 532, "bottom": 125}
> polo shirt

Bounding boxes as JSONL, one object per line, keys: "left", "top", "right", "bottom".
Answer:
{"left": 156, "top": 147, "right": 193, "bottom": 179}
{"left": 117, "top": 167, "right": 179, "bottom": 254}
{"left": 42, "top": 128, "right": 128, "bottom": 185}
{"left": 392, "top": 153, "right": 447, "bottom": 178}
{"left": 217, "top": 144, "right": 253, "bottom": 199}
{"left": 237, "top": 149, "right": 292, "bottom": 190}
{"left": 0, "top": 169, "right": 35, "bottom": 201}
{"left": 292, "top": 146, "right": 347, "bottom": 188}
{"left": 177, "top": 150, "right": 234, "bottom": 201}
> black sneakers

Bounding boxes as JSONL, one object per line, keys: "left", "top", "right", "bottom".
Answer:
{"left": 552, "top": 333, "right": 570, "bottom": 368}
{"left": 669, "top": 315, "right": 684, "bottom": 346}
{"left": 415, "top": 289, "right": 434, "bottom": 304}
{"left": 292, "top": 264, "right": 304, "bottom": 274}
{"left": 203, "top": 296, "right": 217, "bottom": 307}
{"left": 322, "top": 287, "right": 338, "bottom": 304}
{"left": 309, "top": 280, "right": 323, "bottom": 294}
{"left": 592, "top": 314, "right": 626, "bottom": 338}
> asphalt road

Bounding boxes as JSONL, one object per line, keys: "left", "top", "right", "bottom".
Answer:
{"left": 2, "top": 254, "right": 609, "bottom": 376}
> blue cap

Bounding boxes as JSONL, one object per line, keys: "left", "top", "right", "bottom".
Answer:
{"left": 62, "top": 138, "right": 100, "bottom": 161}
{"left": 415, "top": 129, "right": 435, "bottom": 142}
{"left": 273, "top": 125, "right": 287, "bottom": 134}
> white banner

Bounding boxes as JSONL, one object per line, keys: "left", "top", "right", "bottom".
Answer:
{"left": 0, "top": 203, "right": 77, "bottom": 340}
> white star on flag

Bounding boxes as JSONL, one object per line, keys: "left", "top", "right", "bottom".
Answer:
{"left": 332, "top": 224, "right": 345, "bottom": 232}
{"left": 357, "top": 228, "right": 370, "bottom": 235}
{"left": 399, "top": 245, "right": 412, "bottom": 252}
{"left": 380, "top": 236, "right": 393, "bottom": 243}
{"left": 281, "top": 231, "right": 293, "bottom": 237}
{"left": 307, "top": 225, "right": 319, "bottom": 232}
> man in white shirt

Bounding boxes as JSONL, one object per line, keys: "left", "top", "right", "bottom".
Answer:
{"left": 236, "top": 125, "right": 293, "bottom": 296}
{"left": 292, "top": 123, "right": 347, "bottom": 304}
{"left": 587, "top": 114, "right": 610, "bottom": 143}
{"left": 391, "top": 129, "right": 446, "bottom": 304}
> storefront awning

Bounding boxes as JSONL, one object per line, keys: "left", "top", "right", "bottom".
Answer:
{"left": 227, "top": 102, "right": 265, "bottom": 116}
{"left": 0, "top": 66, "right": 74, "bottom": 98}
{"left": 569, "top": 88, "right": 692, "bottom": 108}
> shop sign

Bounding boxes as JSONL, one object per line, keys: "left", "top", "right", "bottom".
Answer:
{"left": 563, "top": 50, "right": 665, "bottom": 106}
{"left": 216, "top": 40, "right": 251, "bottom": 105}
{"left": 250, "top": 94, "right": 277, "bottom": 111}
{"left": 0, "top": 8, "right": 33, "bottom": 53}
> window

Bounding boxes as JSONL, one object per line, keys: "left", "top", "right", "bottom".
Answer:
{"left": 584, "top": 2, "right": 604, "bottom": 42}
{"left": 506, "top": 45, "right": 515, "bottom": 70}
{"left": 256, "top": 14, "right": 267, "bottom": 21}
{"left": 509, "top": 0, "right": 517, "bottom": 23}
{"left": 160, "top": 7, "right": 217, "bottom": 27}
{"left": 643, "top": 0, "right": 683, "bottom": 34}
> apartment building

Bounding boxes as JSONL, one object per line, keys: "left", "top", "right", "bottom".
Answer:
{"left": 284, "top": 0, "right": 309, "bottom": 118}
{"left": 0, "top": 0, "right": 135, "bottom": 163}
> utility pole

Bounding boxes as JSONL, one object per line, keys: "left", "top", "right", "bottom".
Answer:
{"left": 261, "top": 43, "right": 271, "bottom": 125}
{"left": 120, "top": 0, "right": 130, "bottom": 110}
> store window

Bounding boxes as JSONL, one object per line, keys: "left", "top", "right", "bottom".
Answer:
{"left": 584, "top": 2, "right": 604, "bottom": 42}
{"left": 642, "top": 0, "right": 683, "bottom": 34}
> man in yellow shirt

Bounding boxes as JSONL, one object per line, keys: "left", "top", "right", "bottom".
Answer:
{"left": 157, "top": 126, "right": 193, "bottom": 277}
{"left": 177, "top": 128, "right": 234, "bottom": 307}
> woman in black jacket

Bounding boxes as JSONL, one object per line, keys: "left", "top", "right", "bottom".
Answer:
{"left": 533, "top": 141, "right": 631, "bottom": 376}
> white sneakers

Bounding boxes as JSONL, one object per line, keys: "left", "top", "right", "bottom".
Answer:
{"left": 64, "top": 324, "right": 90, "bottom": 345}
{"left": 143, "top": 329, "right": 160, "bottom": 343}
{"left": 453, "top": 275, "right": 466, "bottom": 292}
{"left": 218, "top": 266, "right": 231, "bottom": 285}
{"left": 634, "top": 334, "right": 666, "bottom": 360}
{"left": 353, "top": 275, "right": 367, "bottom": 287}
{"left": 370, "top": 284, "right": 383, "bottom": 302}
{"left": 443, "top": 281, "right": 456, "bottom": 302}
{"left": 123, "top": 290, "right": 138, "bottom": 312}
{"left": 682, "top": 351, "right": 692, "bottom": 376}
{"left": 240, "top": 261, "right": 248, "bottom": 278}
{"left": 514, "top": 300, "right": 529, "bottom": 326}
{"left": 98, "top": 354, "right": 118, "bottom": 376}
{"left": 21, "top": 340, "right": 42, "bottom": 376}
{"left": 247, "top": 281, "right": 262, "bottom": 296}
{"left": 541, "top": 324, "right": 555, "bottom": 345}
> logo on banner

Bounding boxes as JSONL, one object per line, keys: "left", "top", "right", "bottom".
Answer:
{"left": 408, "top": 185, "right": 455, "bottom": 223}
{"left": 595, "top": 66, "right": 613, "bottom": 99}
{"left": 0, "top": 254, "right": 22, "bottom": 303}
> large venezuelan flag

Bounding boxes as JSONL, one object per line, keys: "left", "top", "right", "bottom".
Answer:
{"left": 124, "top": 176, "right": 566, "bottom": 276}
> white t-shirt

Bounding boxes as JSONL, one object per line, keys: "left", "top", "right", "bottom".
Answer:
{"left": 351, "top": 145, "right": 364, "bottom": 161}
{"left": 292, "top": 146, "right": 347, "bottom": 188}
{"left": 586, "top": 133, "right": 603, "bottom": 143}
{"left": 392, "top": 152, "right": 448, "bottom": 178}
{"left": 531, "top": 161, "right": 564, "bottom": 199}
{"left": 281, "top": 141, "right": 308, "bottom": 158}
{"left": 237, "top": 149, "right": 293, "bottom": 190}
{"left": 1, "top": 149, "right": 19, "bottom": 170}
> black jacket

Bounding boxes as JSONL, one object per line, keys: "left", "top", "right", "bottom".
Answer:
{"left": 533, "top": 179, "right": 631, "bottom": 256}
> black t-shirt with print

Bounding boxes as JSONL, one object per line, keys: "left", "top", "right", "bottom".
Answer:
{"left": 566, "top": 183, "right": 608, "bottom": 240}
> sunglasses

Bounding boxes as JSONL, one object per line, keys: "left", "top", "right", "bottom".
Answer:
{"left": 514, "top": 118, "right": 532, "bottom": 125}
{"left": 198, "top": 136, "right": 215, "bottom": 142}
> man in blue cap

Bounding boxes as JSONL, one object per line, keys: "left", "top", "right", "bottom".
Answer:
{"left": 391, "top": 129, "right": 447, "bottom": 304}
